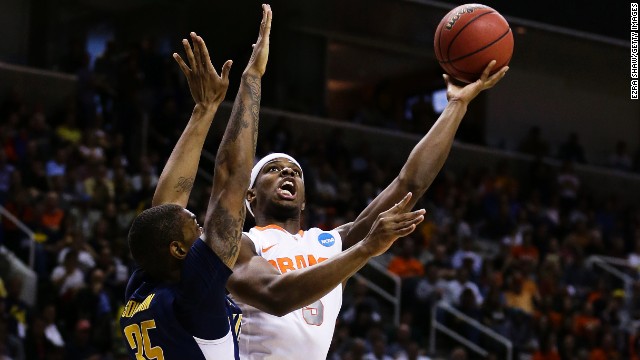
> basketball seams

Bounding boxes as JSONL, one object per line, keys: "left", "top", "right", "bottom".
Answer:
{"left": 445, "top": 10, "right": 496, "bottom": 62}
{"left": 444, "top": 28, "right": 512, "bottom": 78}
{"left": 447, "top": 27, "right": 512, "bottom": 63}
{"left": 433, "top": 4, "right": 513, "bottom": 83}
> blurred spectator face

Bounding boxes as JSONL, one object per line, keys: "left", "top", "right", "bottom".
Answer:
{"left": 7, "top": 277, "right": 22, "bottom": 300}
{"left": 397, "top": 323, "right": 410, "bottom": 343}
{"left": 509, "top": 272, "right": 524, "bottom": 293}
{"left": 434, "top": 244, "right": 448, "bottom": 261}
{"left": 64, "top": 251, "right": 79, "bottom": 271}
{"left": 42, "top": 304, "right": 57, "bottom": 324}
{"left": 44, "top": 191, "right": 60, "bottom": 210}
{"left": 373, "top": 338, "right": 386, "bottom": 357}
{"left": 75, "top": 319, "right": 92, "bottom": 343}
{"left": 451, "top": 347, "right": 467, "bottom": 360}
{"left": 563, "top": 334, "right": 576, "bottom": 352}
{"left": 401, "top": 237, "right": 416, "bottom": 258}
{"left": 456, "top": 268, "right": 469, "bottom": 283}
{"left": 426, "top": 264, "right": 438, "bottom": 282}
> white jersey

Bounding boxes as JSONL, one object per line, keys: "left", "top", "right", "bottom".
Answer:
{"left": 234, "top": 225, "right": 343, "bottom": 360}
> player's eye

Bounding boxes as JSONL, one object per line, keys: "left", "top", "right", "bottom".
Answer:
{"left": 268, "top": 166, "right": 279, "bottom": 172}
{"left": 293, "top": 170, "right": 301, "bottom": 177}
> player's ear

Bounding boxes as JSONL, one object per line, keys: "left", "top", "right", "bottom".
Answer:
{"left": 170, "top": 240, "right": 187, "bottom": 260}
{"left": 246, "top": 188, "right": 256, "bottom": 204}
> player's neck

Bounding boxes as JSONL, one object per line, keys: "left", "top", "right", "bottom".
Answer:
{"left": 254, "top": 215, "right": 302, "bottom": 234}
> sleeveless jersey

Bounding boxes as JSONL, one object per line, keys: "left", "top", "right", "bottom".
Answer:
{"left": 234, "top": 225, "right": 343, "bottom": 360}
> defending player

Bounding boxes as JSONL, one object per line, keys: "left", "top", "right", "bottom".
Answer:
{"left": 227, "top": 62, "right": 508, "bottom": 359}
{"left": 120, "top": 5, "right": 272, "bottom": 359}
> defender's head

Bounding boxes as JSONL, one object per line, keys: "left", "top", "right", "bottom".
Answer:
{"left": 246, "top": 153, "right": 305, "bottom": 220}
{"left": 128, "top": 204, "right": 203, "bottom": 281}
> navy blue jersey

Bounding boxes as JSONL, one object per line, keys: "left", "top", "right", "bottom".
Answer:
{"left": 120, "top": 239, "right": 241, "bottom": 360}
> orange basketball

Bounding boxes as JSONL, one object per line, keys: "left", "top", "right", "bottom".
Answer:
{"left": 434, "top": 3, "right": 514, "bottom": 83}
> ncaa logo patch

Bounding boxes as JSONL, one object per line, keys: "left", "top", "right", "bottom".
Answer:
{"left": 318, "top": 233, "right": 335, "bottom": 247}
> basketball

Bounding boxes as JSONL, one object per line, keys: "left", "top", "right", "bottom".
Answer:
{"left": 434, "top": 3, "right": 514, "bottom": 83}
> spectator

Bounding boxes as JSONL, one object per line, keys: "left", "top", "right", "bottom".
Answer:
{"left": 387, "top": 237, "right": 425, "bottom": 278}
{"left": 505, "top": 270, "right": 539, "bottom": 315}
{"left": 608, "top": 140, "right": 633, "bottom": 171}
{"left": 50, "top": 249, "right": 85, "bottom": 299}
{"left": 588, "top": 332, "right": 621, "bottom": 360}
{"left": 557, "top": 161, "right": 581, "bottom": 212}
{"left": 558, "top": 133, "right": 586, "bottom": 164}
{"left": 451, "top": 236, "right": 483, "bottom": 276}
{"left": 450, "top": 347, "right": 468, "bottom": 360}
{"left": 445, "top": 268, "right": 483, "bottom": 305}
{"left": 0, "top": 149, "right": 16, "bottom": 204}
{"left": 75, "top": 268, "right": 112, "bottom": 352}
{"left": 518, "top": 126, "right": 550, "bottom": 158}
{"left": 386, "top": 323, "right": 412, "bottom": 359}
{"left": 510, "top": 229, "right": 540, "bottom": 264}
{"left": 41, "top": 303, "right": 64, "bottom": 349}
{"left": 2, "top": 277, "right": 29, "bottom": 339}
{"left": 57, "top": 233, "right": 96, "bottom": 272}
{"left": 24, "top": 316, "right": 57, "bottom": 360}
{"left": 532, "top": 333, "right": 560, "bottom": 360}
{"left": 0, "top": 313, "right": 24, "bottom": 360}
{"left": 65, "top": 319, "right": 99, "bottom": 360}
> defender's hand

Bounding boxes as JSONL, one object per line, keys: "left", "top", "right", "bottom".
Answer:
{"left": 173, "top": 32, "right": 232, "bottom": 109}
{"left": 445, "top": 60, "right": 509, "bottom": 104}
{"left": 244, "top": 4, "right": 272, "bottom": 77}
{"left": 361, "top": 193, "right": 426, "bottom": 257}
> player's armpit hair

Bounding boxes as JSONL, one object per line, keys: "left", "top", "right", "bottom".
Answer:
{"left": 128, "top": 204, "right": 184, "bottom": 279}
{"left": 204, "top": 205, "right": 245, "bottom": 267}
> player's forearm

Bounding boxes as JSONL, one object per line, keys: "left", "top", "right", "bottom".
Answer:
{"left": 204, "top": 75, "right": 261, "bottom": 269}
{"left": 266, "top": 243, "right": 372, "bottom": 315}
{"left": 341, "top": 100, "right": 468, "bottom": 250}
{"left": 396, "top": 99, "right": 467, "bottom": 194}
{"left": 214, "top": 73, "right": 261, "bottom": 179}
{"left": 152, "top": 104, "right": 217, "bottom": 207}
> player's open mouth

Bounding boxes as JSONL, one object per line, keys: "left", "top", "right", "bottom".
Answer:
{"left": 276, "top": 180, "right": 297, "bottom": 200}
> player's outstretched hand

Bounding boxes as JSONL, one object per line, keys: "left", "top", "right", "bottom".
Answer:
{"left": 361, "top": 193, "right": 426, "bottom": 257}
{"left": 244, "top": 4, "right": 272, "bottom": 77}
{"left": 173, "top": 32, "right": 232, "bottom": 109}
{"left": 444, "top": 60, "right": 508, "bottom": 104}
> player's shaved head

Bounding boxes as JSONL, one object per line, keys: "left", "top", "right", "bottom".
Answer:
{"left": 128, "top": 204, "right": 185, "bottom": 280}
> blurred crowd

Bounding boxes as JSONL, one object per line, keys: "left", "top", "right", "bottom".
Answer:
{"left": 0, "top": 37, "right": 639, "bottom": 360}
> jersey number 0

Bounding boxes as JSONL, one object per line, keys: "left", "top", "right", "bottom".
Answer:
{"left": 124, "top": 320, "right": 165, "bottom": 360}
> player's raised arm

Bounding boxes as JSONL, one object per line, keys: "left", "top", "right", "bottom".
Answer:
{"left": 228, "top": 193, "right": 425, "bottom": 315}
{"left": 204, "top": 4, "right": 272, "bottom": 269}
{"left": 339, "top": 61, "right": 508, "bottom": 249}
{"left": 151, "top": 33, "right": 232, "bottom": 208}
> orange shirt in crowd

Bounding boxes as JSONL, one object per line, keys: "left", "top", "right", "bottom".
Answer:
{"left": 505, "top": 279, "right": 538, "bottom": 314}
{"left": 533, "top": 350, "right": 561, "bottom": 360}
{"left": 511, "top": 245, "right": 540, "bottom": 263}
{"left": 589, "top": 349, "right": 620, "bottom": 360}
{"left": 41, "top": 209, "right": 65, "bottom": 231}
{"left": 387, "top": 257, "right": 425, "bottom": 278}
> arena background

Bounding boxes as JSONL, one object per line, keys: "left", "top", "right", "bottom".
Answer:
{"left": 0, "top": 0, "right": 639, "bottom": 359}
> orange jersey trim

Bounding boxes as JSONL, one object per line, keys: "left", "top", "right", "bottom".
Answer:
{"left": 254, "top": 224, "right": 304, "bottom": 236}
